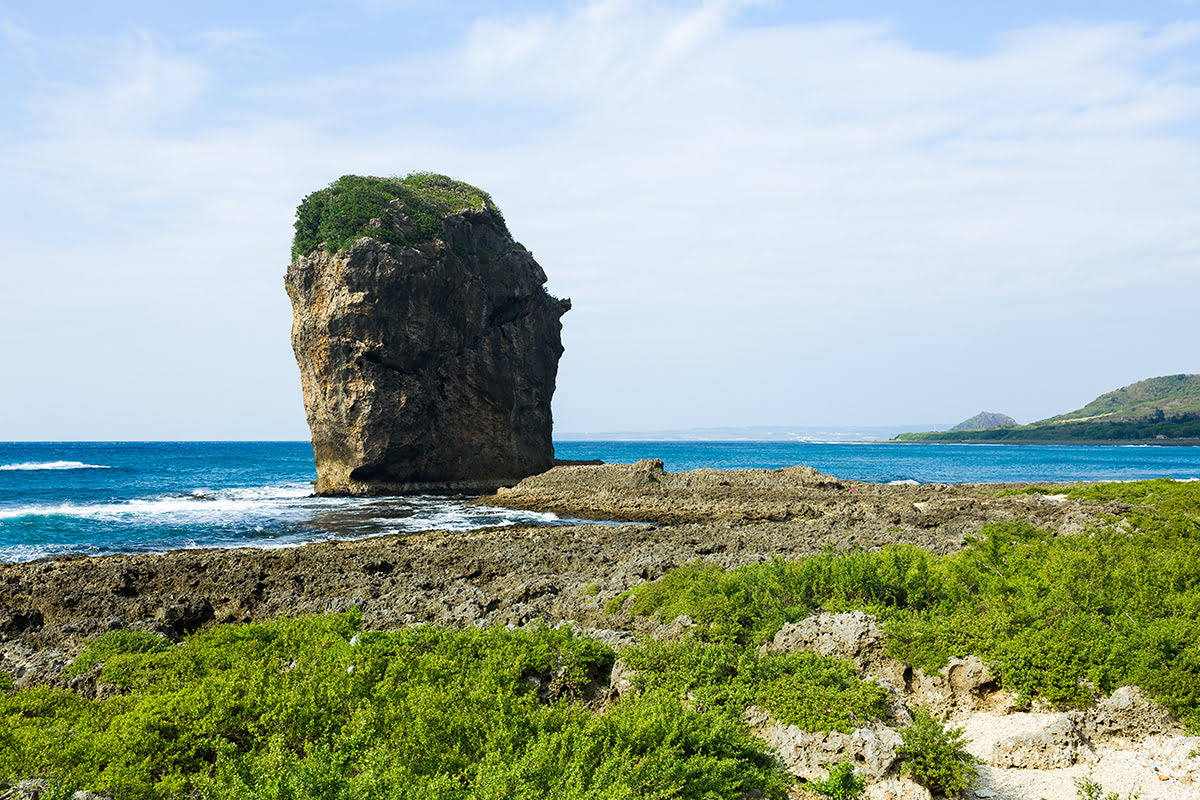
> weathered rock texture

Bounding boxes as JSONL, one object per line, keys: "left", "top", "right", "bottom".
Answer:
{"left": 286, "top": 195, "right": 569, "bottom": 494}
{"left": 485, "top": 459, "right": 1113, "bottom": 534}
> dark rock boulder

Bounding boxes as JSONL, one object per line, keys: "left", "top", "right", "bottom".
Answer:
{"left": 285, "top": 174, "right": 570, "bottom": 494}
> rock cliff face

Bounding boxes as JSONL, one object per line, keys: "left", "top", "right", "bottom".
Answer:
{"left": 285, "top": 176, "right": 570, "bottom": 494}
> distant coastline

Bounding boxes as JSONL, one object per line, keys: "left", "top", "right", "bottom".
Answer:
{"left": 881, "top": 438, "right": 1200, "bottom": 447}
{"left": 554, "top": 424, "right": 953, "bottom": 443}
{"left": 893, "top": 374, "right": 1200, "bottom": 445}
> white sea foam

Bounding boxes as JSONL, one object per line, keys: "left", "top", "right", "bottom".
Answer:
{"left": 0, "top": 491, "right": 569, "bottom": 562}
{"left": 0, "top": 483, "right": 322, "bottom": 521}
{"left": 0, "top": 482, "right": 567, "bottom": 564}
{"left": 888, "top": 479, "right": 921, "bottom": 485}
{"left": 0, "top": 461, "right": 111, "bottom": 471}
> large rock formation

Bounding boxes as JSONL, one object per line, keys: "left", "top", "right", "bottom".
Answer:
{"left": 285, "top": 174, "right": 570, "bottom": 494}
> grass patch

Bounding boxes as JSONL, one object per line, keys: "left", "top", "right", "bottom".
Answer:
{"left": 1, "top": 612, "right": 795, "bottom": 799}
{"left": 291, "top": 173, "right": 505, "bottom": 260}
{"left": 621, "top": 639, "right": 888, "bottom": 734}
{"left": 65, "top": 629, "right": 173, "bottom": 677}
{"left": 614, "top": 480, "right": 1200, "bottom": 729}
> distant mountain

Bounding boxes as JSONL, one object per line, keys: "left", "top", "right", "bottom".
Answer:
{"left": 894, "top": 375, "right": 1200, "bottom": 443}
{"left": 950, "top": 412, "right": 1018, "bottom": 432}
{"left": 1043, "top": 374, "right": 1200, "bottom": 424}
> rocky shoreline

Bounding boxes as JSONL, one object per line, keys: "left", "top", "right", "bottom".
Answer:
{"left": 0, "top": 462, "right": 1111, "bottom": 680}
{"left": 1, "top": 461, "right": 1195, "bottom": 799}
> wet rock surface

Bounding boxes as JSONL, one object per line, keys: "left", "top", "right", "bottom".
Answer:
{"left": 286, "top": 201, "right": 569, "bottom": 495}
{"left": 483, "top": 459, "right": 1112, "bottom": 531}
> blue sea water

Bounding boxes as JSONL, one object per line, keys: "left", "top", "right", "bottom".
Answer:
{"left": 2, "top": 440, "right": 1199, "bottom": 563}
{"left": 554, "top": 440, "right": 1200, "bottom": 484}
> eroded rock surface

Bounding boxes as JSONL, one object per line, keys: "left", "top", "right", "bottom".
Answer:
{"left": 286, "top": 194, "right": 569, "bottom": 494}
{"left": 484, "top": 460, "right": 1113, "bottom": 535}
{"left": 1083, "top": 685, "right": 1185, "bottom": 741}
{"left": 744, "top": 706, "right": 903, "bottom": 782}
{"left": 989, "top": 712, "right": 1089, "bottom": 769}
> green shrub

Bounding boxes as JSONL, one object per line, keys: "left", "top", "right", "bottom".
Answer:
{"left": 896, "top": 708, "right": 977, "bottom": 796}
{"left": 1074, "top": 769, "right": 1142, "bottom": 800}
{"left": 612, "top": 480, "right": 1200, "bottom": 729}
{"left": 291, "top": 173, "right": 505, "bottom": 259}
{"left": 621, "top": 639, "right": 888, "bottom": 733}
{"left": 471, "top": 687, "right": 788, "bottom": 800}
{"left": 66, "top": 628, "right": 173, "bottom": 677}
{"left": 808, "top": 758, "right": 864, "bottom": 799}
{"left": 0, "top": 613, "right": 789, "bottom": 800}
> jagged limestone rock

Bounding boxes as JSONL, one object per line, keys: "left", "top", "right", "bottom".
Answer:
{"left": 286, "top": 175, "right": 570, "bottom": 494}
{"left": 744, "top": 705, "right": 903, "bottom": 782}
{"left": 989, "top": 712, "right": 1088, "bottom": 769}
{"left": 1082, "top": 685, "right": 1184, "bottom": 741}
{"left": 863, "top": 779, "right": 932, "bottom": 800}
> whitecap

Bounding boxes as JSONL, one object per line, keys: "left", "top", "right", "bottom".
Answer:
{"left": 0, "top": 483, "right": 321, "bottom": 522}
{"left": 0, "top": 461, "right": 111, "bottom": 471}
{"left": 888, "top": 479, "right": 921, "bottom": 485}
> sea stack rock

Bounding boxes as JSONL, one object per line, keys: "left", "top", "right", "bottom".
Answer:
{"left": 285, "top": 174, "right": 570, "bottom": 495}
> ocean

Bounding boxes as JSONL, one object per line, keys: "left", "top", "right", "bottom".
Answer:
{"left": 2, "top": 440, "right": 1199, "bottom": 563}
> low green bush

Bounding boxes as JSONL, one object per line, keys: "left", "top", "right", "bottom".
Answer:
{"left": 621, "top": 639, "right": 888, "bottom": 733}
{"left": 896, "top": 708, "right": 977, "bottom": 796}
{"left": 0, "top": 613, "right": 790, "bottom": 799}
{"left": 808, "top": 758, "right": 864, "bottom": 799}
{"left": 66, "top": 628, "right": 173, "bottom": 677}
{"left": 615, "top": 480, "right": 1200, "bottom": 729}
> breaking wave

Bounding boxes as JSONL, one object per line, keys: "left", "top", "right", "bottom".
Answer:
{"left": 0, "top": 461, "right": 111, "bottom": 471}
{"left": 0, "top": 482, "right": 565, "bottom": 562}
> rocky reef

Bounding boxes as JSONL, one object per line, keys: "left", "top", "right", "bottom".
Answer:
{"left": 285, "top": 174, "right": 570, "bottom": 494}
{"left": 481, "top": 458, "right": 1107, "bottom": 531}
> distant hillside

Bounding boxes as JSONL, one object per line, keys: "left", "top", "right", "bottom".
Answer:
{"left": 895, "top": 374, "right": 1200, "bottom": 443}
{"left": 1043, "top": 374, "right": 1200, "bottom": 423}
{"left": 950, "top": 412, "right": 1017, "bottom": 432}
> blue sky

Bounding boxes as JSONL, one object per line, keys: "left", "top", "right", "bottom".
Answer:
{"left": 2, "top": 1, "right": 1199, "bottom": 439}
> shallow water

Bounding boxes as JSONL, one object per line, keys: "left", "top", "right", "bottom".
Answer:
{"left": 2, "top": 440, "right": 1198, "bottom": 562}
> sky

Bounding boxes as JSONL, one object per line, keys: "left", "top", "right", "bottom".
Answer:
{"left": 2, "top": 0, "right": 1199, "bottom": 440}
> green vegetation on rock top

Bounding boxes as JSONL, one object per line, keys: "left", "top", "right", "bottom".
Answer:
{"left": 291, "top": 173, "right": 506, "bottom": 260}
{"left": 895, "top": 374, "right": 1200, "bottom": 442}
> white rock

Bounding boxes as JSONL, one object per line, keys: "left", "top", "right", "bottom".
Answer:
{"left": 863, "top": 777, "right": 932, "bottom": 800}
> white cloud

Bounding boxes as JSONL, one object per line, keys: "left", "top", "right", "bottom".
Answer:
{"left": 2, "top": 3, "right": 1200, "bottom": 437}
{"left": 26, "top": 30, "right": 209, "bottom": 135}
{"left": 2, "top": 18, "right": 35, "bottom": 53}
